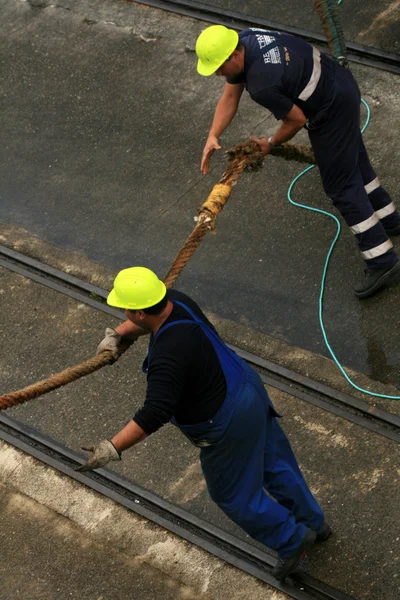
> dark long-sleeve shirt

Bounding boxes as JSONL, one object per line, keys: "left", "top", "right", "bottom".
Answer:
{"left": 133, "top": 290, "right": 227, "bottom": 434}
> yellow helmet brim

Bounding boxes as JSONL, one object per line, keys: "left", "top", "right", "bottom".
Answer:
{"left": 197, "top": 57, "right": 220, "bottom": 77}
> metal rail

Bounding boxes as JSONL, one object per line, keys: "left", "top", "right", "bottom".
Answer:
{"left": 0, "top": 412, "right": 356, "bottom": 600}
{"left": 130, "top": 0, "right": 400, "bottom": 75}
{"left": 1, "top": 244, "right": 399, "bottom": 443}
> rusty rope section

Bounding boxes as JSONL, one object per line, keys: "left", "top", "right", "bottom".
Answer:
{"left": 163, "top": 184, "right": 230, "bottom": 289}
{"left": 270, "top": 142, "right": 315, "bottom": 164}
{"left": 164, "top": 142, "right": 265, "bottom": 288}
{"left": 226, "top": 140, "right": 315, "bottom": 165}
{"left": 0, "top": 140, "right": 314, "bottom": 410}
{"left": 0, "top": 341, "right": 133, "bottom": 411}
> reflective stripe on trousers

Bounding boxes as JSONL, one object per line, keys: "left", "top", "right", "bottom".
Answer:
{"left": 307, "top": 64, "right": 400, "bottom": 270}
{"left": 143, "top": 301, "right": 324, "bottom": 558}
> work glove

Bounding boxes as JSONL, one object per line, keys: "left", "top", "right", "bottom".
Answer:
{"left": 76, "top": 439, "right": 121, "bottom": 472}
{"left": 96, "top": 327, "right": 122, "bottom": 361}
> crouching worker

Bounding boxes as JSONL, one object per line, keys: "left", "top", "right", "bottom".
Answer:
{"left": 78, "top": 266, "right": 331, "bottom": 580}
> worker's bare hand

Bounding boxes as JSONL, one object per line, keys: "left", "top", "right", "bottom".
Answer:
{"left": 76, "top": 439, "right": 121, "bottom": 472}
{"left": 249, "top": 136, "right": 272, "bottom": 155}
{"left": 97, "top": 327, "right": 122, "bottom": 361}
{"left": 201, "top": 135, "right": 222, "bottom": 174}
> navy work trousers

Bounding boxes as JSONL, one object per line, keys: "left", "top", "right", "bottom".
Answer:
{"left": 308, "top": 64, "right": 400, "bottom": 270}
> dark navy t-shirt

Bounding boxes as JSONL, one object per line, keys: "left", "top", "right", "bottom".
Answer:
{"left": 227, "top": 29, "right": 335, "bottom": 120}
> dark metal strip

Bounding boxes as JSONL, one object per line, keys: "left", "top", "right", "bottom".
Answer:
{"left": 0, "top": 413, "right": 355, "bottom": 600}
{"left": 0, "top": 244, "right": 107, "bottom": 298}
{"left": 128, "top": 0, "right": 400, "bottom": 74}
{"left": 260, "top": 373, "right": 400, "bottom": 444}
{"left": 230, "top": 346, "right": 400, "bottom": 429}
{"left": 0, "top": 256, "right": 122, "bottom": 320}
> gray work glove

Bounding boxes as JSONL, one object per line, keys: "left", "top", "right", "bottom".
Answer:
{"left": 96, "top": 327, "right": 122, "bottom": 361}
{"left": 76, "top": 439, "right": 121, "bottom": 472}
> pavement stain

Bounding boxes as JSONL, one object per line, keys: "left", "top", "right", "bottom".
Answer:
{"left": 358, "top": 2, "right": 400, "bottom": 39}
{"left": 292, "top": 414, "right": 350, "bottom": 448}
{"left": 167, "top": 461, "right": 207, "bottom": 503}
{"left": 136, "top": 538, "right": 223, "bottom": 595}
{"left": 351, "top": 468, "right": 385, "bottom": 494}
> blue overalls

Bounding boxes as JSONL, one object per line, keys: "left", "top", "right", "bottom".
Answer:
{"left": 143, "top": 301, "right": 324, "bottom": 558}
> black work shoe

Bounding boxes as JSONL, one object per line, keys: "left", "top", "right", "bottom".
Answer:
{"left": 385, "top": 224, "right": 400, "bottom": 237}
{"left": 272, "top": 528, "right": 317, "bottom": 582}
{"left": 354, "top": 261, "right": 400, "bottom": 299}
{"left": 316, "top": 522, "right": 332, "bottom": 542}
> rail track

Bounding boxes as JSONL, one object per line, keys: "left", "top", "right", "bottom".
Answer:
{"left": 132, "top": 0, "right": 400, "bottom": 75}
{"left": 1, "top": 245, "right": 399, "bottom": 443}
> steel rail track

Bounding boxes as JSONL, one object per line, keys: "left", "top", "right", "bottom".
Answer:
{"left": 0, "top": 412, "right": 356, "bottom": 600}
{"left": 130, "top": 0, "right": 400, "bottom": 75}
{"left": 1, "top": 244, "right": 400, "bottom": 443}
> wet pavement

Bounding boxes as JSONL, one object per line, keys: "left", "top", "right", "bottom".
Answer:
{"left": 200, "top": 0, "right": 400, "bottom": 54}
{"left": 1, "top": 0, "right": 399, "bottom": 393}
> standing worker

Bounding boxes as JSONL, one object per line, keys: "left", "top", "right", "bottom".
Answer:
{"left": 196, "top": 25, "right": 400, "bottom": 299}
{"left": 78, "top": 266, "right": 331, "bottom": 581}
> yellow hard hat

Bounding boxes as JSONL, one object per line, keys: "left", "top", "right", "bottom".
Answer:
{"left": 107, "top": 267, "right": 167, "bottom": 310}
{"left": 196, "top": 25, "right": 239, "bottom": 76}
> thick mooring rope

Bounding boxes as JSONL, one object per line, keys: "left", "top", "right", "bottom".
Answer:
{"left": 0, "top": 339, "right": 134, "bottom": 411}
{"left": 0, "top": 140, "right": 315, "bottom": 410}
{"left": 164, "top": 142, "right": 266, "bottom": 288}
{"left": 0, "top": 353, "right": 114, "bottom": 410}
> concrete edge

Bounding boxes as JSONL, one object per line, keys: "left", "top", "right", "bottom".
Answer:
{"left": 1, "top": 223, "right": 399, "bottom": 409}
{"left": 0, "top": 439, "right": 288, "bottom": 600}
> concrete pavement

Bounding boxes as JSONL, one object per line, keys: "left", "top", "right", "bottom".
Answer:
{"left": 0, "top": 480, "right": 208, "bottom": 600}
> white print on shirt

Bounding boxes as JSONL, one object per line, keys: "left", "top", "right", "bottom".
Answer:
{"left": 256, "top": 34, "right": 276, "bottom": 49}
{"left": 263, "top": 47, "right": 282, "bottom": 64}
{"left": 250, "top": 28, "right": 281, "bottom": 35}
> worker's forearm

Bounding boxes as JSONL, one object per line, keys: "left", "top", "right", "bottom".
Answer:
{"left": 111, "top": 420, "right": 149, "bottom": 453}
{"left": 208, "top": 95, "right": 239, "bottom": 139}
{"left": 270, "top": 120, "right": 304, "bottom": 146}
{"left": 114, "top": 319, "right": 147, "bottom": 339}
